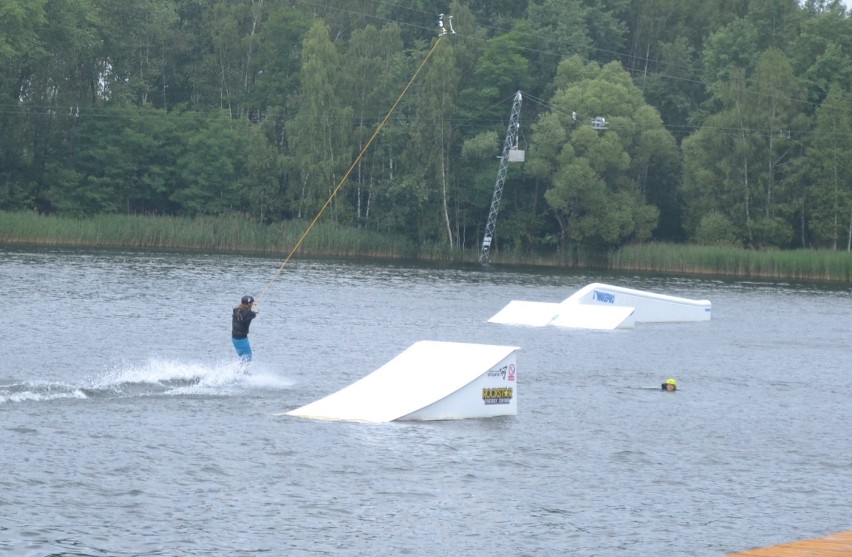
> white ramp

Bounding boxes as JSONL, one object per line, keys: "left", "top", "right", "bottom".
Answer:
{"left": 565, "top": 283, "right": 711, "bottom": 322}
{"left": 283, "top": 341, "right": 519, "bottom": 422}
{"left": 488, "top": 300, "right": 560, "bottom": 326}
{"left": 488, "top": 282, "right": 710, "bottom": 330}
{"left": 551, "top": 303, "right": 636, "bottom": 329}
{"left": 488, "top": 300, "right": 634, "bottom": 329}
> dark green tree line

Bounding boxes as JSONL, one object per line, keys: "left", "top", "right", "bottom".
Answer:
{"left": 1, "top": 0, "right": 851, "bottom": 253}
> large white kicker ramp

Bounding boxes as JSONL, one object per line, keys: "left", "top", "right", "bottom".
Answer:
{"left": 489, "top": 282, "right": 711, "bottom": 330}
{"left": 566, "top": 283, "right": 711, "bottom": 323}
{"left": 488, "top": 299, "right": 635, "bottom": 329}
{"left": 282, "top": 340, "right": 519, "bottom": 422}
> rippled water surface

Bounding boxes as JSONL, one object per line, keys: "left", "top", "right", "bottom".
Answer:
{"left": 2, "top": 248, "right": 851, "bottom": 556}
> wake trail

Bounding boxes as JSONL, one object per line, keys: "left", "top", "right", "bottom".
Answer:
{"left": 1, "top": 358, "right": 293, "bottom": 404}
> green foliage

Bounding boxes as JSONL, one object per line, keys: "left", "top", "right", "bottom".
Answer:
{"left": 638, "top": 37, "right": 704, "bottom": 145}
{"left": 285, "top": 21, "right": 354, "bottom": 220}
{"left": 474, "top": 27, "right": 532, "bottom": 94}
{"left": 405, "top": 37, "right": 461, "bottom": 247}
{"left": 0, "top": 0, "right": 47, "bottom": 64}
{"left": 791, "top": 5, "right": 852, "bottom": 104}
{"left": 533, "top": 57, "right": 666, "bottom": 249}
{"left": 96, "top": 0, "right": 178, "bottom": 106}
{"left": 751, "top": 216, "right": 795, "bottom": 248}
{"left": 803, "top": 84, "right": 852, "bottom": 249}
{"left": 683, "top": 46, "right": 809, "bottom": 249}
{"left": 527, "top": 0, "right": 591, "bottom": 81}
{"left": 173, "top": 111, "right": 252, "bottom": 215}
{"left": 694, "top": 211, "right": 741, "bottom": 246}
{"left": 744, "top": 0, "right": 803, "bottom": 53}
{"left": 702, "top": 19, "right": 760, "bottom": 101}
{"left": 68, "top": 105, "right": 180, "bottom": 215}
{"left": 1, "top": 0, "right": 851, "bottom": 262}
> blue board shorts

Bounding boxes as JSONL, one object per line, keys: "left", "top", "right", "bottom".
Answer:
{"left": 232, "top": 337, "right": 252, "bottom": 362}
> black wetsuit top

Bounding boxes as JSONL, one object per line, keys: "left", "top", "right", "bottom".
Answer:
{"left": 232, "top": 305, "right": 257, "bottom": 339}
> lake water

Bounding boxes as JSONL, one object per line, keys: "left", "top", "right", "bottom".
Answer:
{"left": 2, "top": 247, "right": 850, "bottom": 556}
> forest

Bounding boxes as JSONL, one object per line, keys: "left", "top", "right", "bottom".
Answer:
{"left": 1, "top": 0, "right": 851, "bottom": 257}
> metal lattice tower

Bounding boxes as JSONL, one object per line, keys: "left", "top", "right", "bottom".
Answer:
{"left": 479, "top": 90, "right": 523, "bottom": 265}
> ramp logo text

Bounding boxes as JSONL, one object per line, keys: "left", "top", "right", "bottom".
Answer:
{"left": 488, "top": 365, "right": 509, "bottom": 380}
{"left": 592, "top": 290, "right": 615, "bottom": 304}
{"left": 482, "top": 387, "right": 513, "bottom": 405}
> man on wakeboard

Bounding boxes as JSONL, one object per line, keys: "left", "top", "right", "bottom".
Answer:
{"left": 232, "top": 295, "right": 259, "bottom": 362}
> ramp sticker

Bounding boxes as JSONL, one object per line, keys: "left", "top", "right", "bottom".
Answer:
{"left": 482, "top": 387, "right": 513, "bottom": 405}
{"left": 487, "top": 363, "right": 516, "bottom": 381}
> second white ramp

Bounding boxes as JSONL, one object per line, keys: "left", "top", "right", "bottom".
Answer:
{"left": 283, "top": 340, "right": 519, "bottom": 423}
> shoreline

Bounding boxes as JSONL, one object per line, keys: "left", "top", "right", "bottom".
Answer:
{"left": 2, "top": 211, "right": 851, "bottom": 284}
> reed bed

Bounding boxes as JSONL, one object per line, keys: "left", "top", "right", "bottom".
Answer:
{"left": 612, "top": 242, "right": 852, "bottom": 283}
{"left": 0, "top": 211, "right": 415, "bottom": 258}
{"left": 3, "top": 212, "right": 851, "bottom": 283}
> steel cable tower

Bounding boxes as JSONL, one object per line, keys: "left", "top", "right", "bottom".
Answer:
{"left": 479, "top": 90, "right": 523, "bottom": 265}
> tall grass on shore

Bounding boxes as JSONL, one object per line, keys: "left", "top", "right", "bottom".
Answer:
{"left": 612, "top": 242, "right": 852, "bottom": 283}
{"left": 4, "top": 212, "right": 852, "bottom": 283}
{"left": 0, "top": 211, "right": 415, "bottom": 258}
